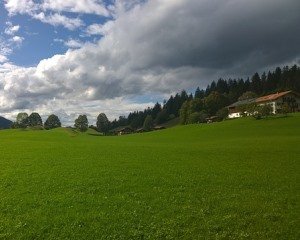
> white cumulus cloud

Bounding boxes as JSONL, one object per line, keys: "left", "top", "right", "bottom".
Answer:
{"left": 64, "top": 39, "right": 85, "bottom": 48}
{"left": 33, "top": 12, "right": 84, "bottom": 30}
{"left": 0, "top": 55, "right": 8, "bottom": 63}
{"left": 0, "top": 30, "right": 25, "bottom": 63}
{"left": 11, "top": 36, "right": 24, "bottom": 44}
{"left": 4, "top": 22, "right": 20, "bottom": 35}
{"left": 4, "top": 0, "right": 37, "bottom": 15}
{"left": 41, "top": 0, "right": 110, "bottom": 17}
{"left": 85, "top": 22, "right": 114, "bottom": 36}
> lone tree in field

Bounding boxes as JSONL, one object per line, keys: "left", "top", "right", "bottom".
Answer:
{"left": 28, "top": 112, "right": 43, "bottom": 127}
{"left": 16, "top": 112, "right": 29, "bottom": 128}
{"left": 143, "top": 115, "right": 154, "bottom": 131}
{"left": 44, "top": 114, "right": 61, "bottom": 130}
{"left": 96, "top": 113, "right": 110, "bottom": 135}
{"left": 75, "top": 115, "right": 88, "bottom": 132}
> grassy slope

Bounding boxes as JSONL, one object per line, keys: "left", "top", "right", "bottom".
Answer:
{"left": 0, "top": 115, "right": 299, "bottom": 239}
{"left": 161, "top": 117, "right": 180, "bottom": 128}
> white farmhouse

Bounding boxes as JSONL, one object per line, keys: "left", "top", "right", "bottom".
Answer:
{"left": 227, "top": 98, "right": 256, "bottom": 119}
{"left": 255, "top": 91, "right": 300, "bottom": 114}
{"left": 227, "top": 90, "right": 300, "bottom": 118}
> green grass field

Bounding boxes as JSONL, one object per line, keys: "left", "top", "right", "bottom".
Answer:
{"left": 0, "top": 114, "right": 299, "bottom": 239}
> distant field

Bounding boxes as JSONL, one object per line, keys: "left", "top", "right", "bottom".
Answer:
{"left": 0, "top": 114, "right": 299, "bottom": 239}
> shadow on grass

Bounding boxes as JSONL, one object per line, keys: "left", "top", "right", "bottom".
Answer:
{"left": 256, "top": 114, "right": 293, "bottom": 121}
{"left": 88, "top": 133, "right": 103, "bottom": 137}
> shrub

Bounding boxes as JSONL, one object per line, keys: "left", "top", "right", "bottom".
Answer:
{"left": 253, "top": 104, "right": 273, "bottom": 120}
{"left": 188, "top": 112, "right": 201, "bottom": 124}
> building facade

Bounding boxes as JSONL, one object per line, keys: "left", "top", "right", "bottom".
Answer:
{"left": 227, "top": 98, "right": 256, "bottom": 119}
{"left": 227, "top": 91, "right": 300, "bottom": 118}
{"left": 256, "top": 91, "right": 300, "bottom": 114}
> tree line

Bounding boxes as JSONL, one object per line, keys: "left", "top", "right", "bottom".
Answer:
{"left": 109, "top": 65, "right": 300, "bottom": 127}
{"left": 11, "top": 111, "right": 112, "bottom": 135}
{"left": 11, "top": 65, "right": 300, "bottom": 133}
{"left": 11, "top": 112, "right": 61, "bottom": 130}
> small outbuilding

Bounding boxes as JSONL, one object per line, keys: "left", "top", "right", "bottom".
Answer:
{"left": 135, "top": 127, "right": 145, "bottom": 133}
{"left": 110, "top": 126, "right": 133, "bottom": 135}
{"left": 153, "top": 126, "right": 166, "bottom": 131}
{"left": 206, "top": 116, "right": 219, "bottom": 123}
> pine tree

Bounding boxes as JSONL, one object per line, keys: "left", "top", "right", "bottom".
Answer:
{"left": 251, "top": 72, "right": 262, "bottom": 94}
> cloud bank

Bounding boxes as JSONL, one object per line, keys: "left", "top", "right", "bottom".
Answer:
{"left": 1, "top": 0, "right": 300, "bottom": 124}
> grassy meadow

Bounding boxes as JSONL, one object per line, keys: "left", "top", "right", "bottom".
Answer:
{"left": 0, "top": 114, "right": 299, "bottom": 239}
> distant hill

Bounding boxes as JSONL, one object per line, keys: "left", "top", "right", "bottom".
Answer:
{"left": 0, "top": 116, "right": 12, "bottom": 129}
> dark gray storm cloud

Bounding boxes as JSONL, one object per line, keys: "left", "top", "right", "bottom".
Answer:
{"left": 124, "top": 0, "right": 300, "bottom": 72}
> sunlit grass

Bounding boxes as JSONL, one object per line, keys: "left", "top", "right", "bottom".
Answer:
{"left": 0, "top": 114, "right": 299, "bottom": 239}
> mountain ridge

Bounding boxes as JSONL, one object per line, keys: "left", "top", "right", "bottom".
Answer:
{"left": 0, "top": 116, "right": 12, "bottom": 129}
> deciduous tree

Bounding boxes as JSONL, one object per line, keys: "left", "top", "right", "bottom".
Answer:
{"left": 188, "top": 112, "right": 201, "bottom": 124}
{"left": 97, "top": 113, "right": 110, "bottom": 135}
{"left": 28, "top": 113, "right": 43, "bottom": 127}
{"left": 179, "top": 101, "right": 190, "bottom": 124}
{"left": 216, "top": 108, "right": 229, "bottom": 120}
{"left": 16, "top": 112, "right": 29, "bottom": 128}
{"left": 44, "top": 114, "right": 61, "bottom": 130}
{"left": 238, "top": 91, "right": 257, "bottom": 101}
{"left": 75, "top": 115, "right": 88, "bottom": 132}
{"left": 143, "top": 115, "right": 153, "bottom": 131}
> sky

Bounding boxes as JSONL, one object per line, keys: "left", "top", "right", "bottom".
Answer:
{"left": 0, "top": 0, "right": 299, "bottom": 125}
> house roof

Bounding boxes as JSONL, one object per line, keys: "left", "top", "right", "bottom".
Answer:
{"left": 256, "top": 90, "right": 293, "bottom": 103}
{"left": 153, "top": 126, "right": 165, "bottom": 130}
{"left": 227, "top": 90, "right": 299, "bottom": 110}
{"left": 227, "top": 98, "right": 256, "bottom": 108}
{"left": 109, "top": 126, "right": 133, "bottom": 133}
